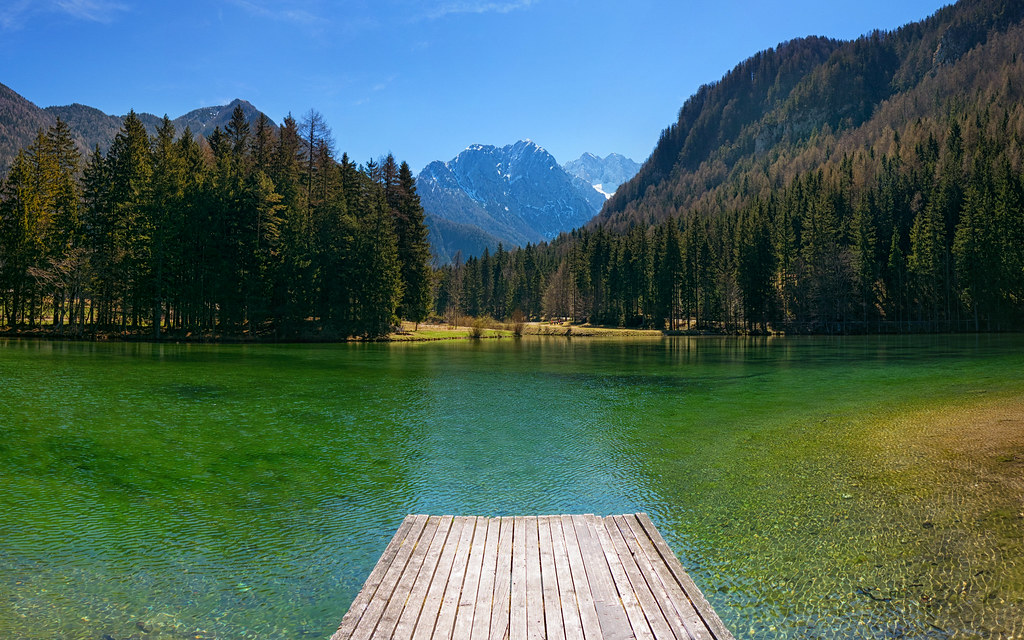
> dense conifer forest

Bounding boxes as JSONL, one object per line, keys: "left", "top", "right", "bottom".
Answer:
{"left": 4, "top": 0, "right": 1023, "bottom": 338}
{"left": 0, "top": 107, "right": 432, "bottom": 339}
{"left": 435, "top": 0, "right": 1024, "bottom": 333}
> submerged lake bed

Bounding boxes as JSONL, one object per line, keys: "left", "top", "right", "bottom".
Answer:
{"left": 1, "top": 335, "right": 1023, "bottom": 639}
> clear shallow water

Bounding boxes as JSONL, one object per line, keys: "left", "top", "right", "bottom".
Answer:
{"left": 1, "top": 335, "right": 1023, "bottom": 639}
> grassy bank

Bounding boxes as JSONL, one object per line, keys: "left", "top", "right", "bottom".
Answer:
{"left": 389, "top": 320, "right": 667, "bottom": 341}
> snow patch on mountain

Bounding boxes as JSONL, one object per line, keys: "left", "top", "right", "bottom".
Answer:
{"left": 563, "top": 152, "right": 641, "bottom": 197}
{"left": 417, "top": 140, "right": 607, "bottom": 257}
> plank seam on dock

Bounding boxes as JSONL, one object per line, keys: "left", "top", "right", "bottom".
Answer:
{"left": 332, "top": 514, "right": 734, "bottom": 640}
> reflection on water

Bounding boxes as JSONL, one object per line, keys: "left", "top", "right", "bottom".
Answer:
{"left": 0, "top": 335, "right": 1023, "bottom": 638}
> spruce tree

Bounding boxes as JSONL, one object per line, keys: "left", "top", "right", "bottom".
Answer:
{"left": 0, "top": 150, "right": 34, "bottom": 327}
{"left": 394, "top": 161, "right": 432, "bottom": 327}
{"left": 850, "top": 196, "right": 879, "bottom": 325}
{"left": 148, "top": 116, "right": 182, "bottom": 338}
{"left": 908, "top": 202, "right": 944, "bottom": 324}
{"left": 354, "top": 177, "right": 403, "bottom": 337}
{"left": 104, "top": 111, "right": 154, "bottom": 331}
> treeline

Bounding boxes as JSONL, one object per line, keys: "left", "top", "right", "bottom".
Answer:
{"left": 0, "top": 107, "right": 431, "bottom": 338}
{"left": 435, "top": 109, "right": 1024, "bottom": 333}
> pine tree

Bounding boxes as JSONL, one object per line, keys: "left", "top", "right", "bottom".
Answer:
{"left": 953, "top": 180, "right": 992, "bottom": 330}
{"left": 0, "top": 150, "right": 35, "bottom": 327}
{"left": 394, "top": 161, "right": 432, "bottom": 327}
{"left": 147, "top": 116, "right": 182, "bottom": 338}
{"left": 886, "top": 226, "right": 908, "bottom": 328}
{"left": 654, "top": 218, "right": 683, "bottom": 329}
{"left": 104, "top": 111, "right": 154, "bottom": 331}
{"left": 353, "top": 176, "right": 403, "bottom": 337}
{"left": 850, "top": 196, "right": 879, "bottom": 325}
{"left": 81, "top": 145, "right": 113, "bottom": 329}
{"left": 908, "top": 201, "right": 944, "bottom": 324}
{"left": 173, "top": 128, "right": 211, "bottom": 333}
{"left": 735, "top": 202, "right": 774, "bottom": 331}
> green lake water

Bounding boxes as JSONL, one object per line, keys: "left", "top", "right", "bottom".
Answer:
{"left": 1, "top": 335, "right": 1023, "bottom": 639}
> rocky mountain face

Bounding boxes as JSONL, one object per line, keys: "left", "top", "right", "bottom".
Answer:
{"left": 563, "top": 152, "right": 640, "bottom": 199}
{"left": 418, "top": 140, "right": 606, "bottom": 261}
{"left": 173, "top": 100, "right": 269, "bottom": 139}
{"left": 0, "top": 83, "right": 272, "bottom": 174}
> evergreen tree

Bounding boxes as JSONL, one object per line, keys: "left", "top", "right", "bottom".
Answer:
{"left": 0, "top": 150, "right": 35, "bottom": 326}
{"left": 104, "top": 111, "right": 154, "bottom": 331}
{"left": 353, "top": 174, "right": 403, "bottom": 337}
{"left": 908, "top": 200, "right": 944, "bottom": 324}
{"left": 735, "top": 202, "right": 774, "bottom": 331}
{"left": 147, "top": 116, "right": 181, "bottom": 338}
{"left": 394, "top": 161, "right": 432, "bottom": 327}
{"left": 654, "top": 218, "right": 683, "bottom": 329}
{"left": 953, "top": 175, "right": 996, "bottom": 330}
{"left": 850, "top": 196, "right": 879, "bottom": 325}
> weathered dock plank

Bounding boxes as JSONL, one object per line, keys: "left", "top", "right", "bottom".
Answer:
{"left": 391, "top": 515, "right": 454, "bottom": 639}
{"left": 469, "top": 517, "right": 501, "bottom": 640}
{"left": 489, "top": 517, "right": 514, "bottom": 640}
{"left": 550, "top": 515, "right": 585, "bottom": 639}
{"left": 410, "top": 516, "right": 466, "bottom": 640}
{"left": 537, "top": 516, "right": 564, "bottom": 640}
{"left": 331, "top": 513, "right": 734, "bottom": 640}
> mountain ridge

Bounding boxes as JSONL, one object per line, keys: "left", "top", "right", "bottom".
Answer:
{"left": 418, "top": 140, "right": 606, "bottom": 260}
{"left": 599, "top": 0, "right": 1024, "bottom": 230}
{"left": 0, "top": 83, "right": 274, "bottom": 174}
{"left": 563, "top": 152, "right": 640, "bottom": 199}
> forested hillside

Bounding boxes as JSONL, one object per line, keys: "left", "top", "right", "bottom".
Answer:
{"left": 425, "top": 213, "right": 504, "bottom": 266}
{"left": 0, "top": 107, "right": 432, "bottom": 339}
{"left": 435, "top": 0, "right": 1024, "bottom": 333}
{"left": 0, "top": 83, "right": 59, "bottom": 175}
{"left": 0, "top": 84, "right": 272, "bottom": 175}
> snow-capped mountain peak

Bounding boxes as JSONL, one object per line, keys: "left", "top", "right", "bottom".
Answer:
{"left": 417, "top": 140, "right": 607, "bottom": 258}
{"left": 563, "top": 152, "right": 641, "bottom": 198}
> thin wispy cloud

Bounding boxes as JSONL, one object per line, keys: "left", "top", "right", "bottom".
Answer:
{"left": 352, "top": 74, "right": 397, "bottom": 107}
{"left": 425, "top": 0, "right": 538, "bottom": 20}
{"left": 56, "top": 0, "right": 129, "bottom": 23}
{"left": 225, "top": 0, "right": 323, "bottom": 25}
{"left": 372, "top": 75, "right": 397, "bottom": 93}
{"left": 1, "top": 0, "right": 127, "bottom": 29}
{"left": 0, "top": 0, "right": 33, "bottom": 30}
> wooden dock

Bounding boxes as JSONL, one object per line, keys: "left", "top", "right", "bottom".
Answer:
{"left": 332, "top": 513, "right": 734, "bottom": 640}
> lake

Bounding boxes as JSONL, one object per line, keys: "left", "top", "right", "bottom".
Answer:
{"left": 1, "top": 335, "right": 1023, "bottom": 639}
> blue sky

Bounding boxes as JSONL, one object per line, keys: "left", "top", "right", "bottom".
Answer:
{"left": 1, "top": 0, "right": 951, "bottom": 172}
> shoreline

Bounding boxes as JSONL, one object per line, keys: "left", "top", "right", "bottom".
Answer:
{"left": 0, "top": 322, "right": 1017, "bottom": 344}
{"left": 0, "top": 322, "right": 691, "bottom": 344}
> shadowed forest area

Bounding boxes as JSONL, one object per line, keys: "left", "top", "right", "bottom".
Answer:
{"left": 0, "top": 107, "right": 432, "bottom": 339}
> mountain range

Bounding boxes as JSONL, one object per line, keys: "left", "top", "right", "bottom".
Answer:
{"left": 0, "top": 82, "right": 271, "bottom": 174}
{"left": 0, "top": 82, "right": 643, "bottom": 265}
{"left": 418, "top": 142, "right": 639, "bottom": 263}
{"left": 563, "top": 152, "right": 640, "bottom": 199}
